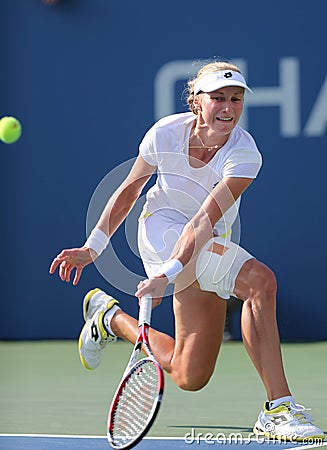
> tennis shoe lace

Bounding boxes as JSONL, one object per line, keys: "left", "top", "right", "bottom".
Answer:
{"left": 288, "top": 402, "right": 314, "bottom": 424}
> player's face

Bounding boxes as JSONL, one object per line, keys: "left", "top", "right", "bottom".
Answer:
{"left": 198, "top": 86, "right": 244, "bottom": 135}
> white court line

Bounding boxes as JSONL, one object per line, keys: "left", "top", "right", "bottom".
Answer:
{"left": 0, "top": 433, "right": 325, "bottom": 447}
{"left": 287, "top": 444, "right": 327, "bottom": 450}
{"left": 0, "top": 434, "right": 184, "bottom": 440}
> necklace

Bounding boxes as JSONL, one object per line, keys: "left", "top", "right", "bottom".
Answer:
{"left": 189, "top": 130, "right": 224, "bottom": 152}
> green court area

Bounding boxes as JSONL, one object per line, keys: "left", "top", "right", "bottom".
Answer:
{"left": 0, "top": 340, "right": 326, "bottom": 438}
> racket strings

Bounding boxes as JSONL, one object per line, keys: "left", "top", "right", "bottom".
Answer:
{"left": 111, "top": 360, "right": 160, "bottom": 446}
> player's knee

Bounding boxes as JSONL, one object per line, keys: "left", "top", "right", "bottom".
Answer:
{"left": 249, "top": 261, "right": 277, "bottom": 304}
{"left": 175, "top": 370, "right": 213, "bottom": 392}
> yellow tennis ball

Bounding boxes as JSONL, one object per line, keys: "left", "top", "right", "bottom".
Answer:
{"left": 0, "top": 116, "right": 22, "bottom": 144}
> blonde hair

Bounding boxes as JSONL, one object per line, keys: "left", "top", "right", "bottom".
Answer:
{"left": 186, "top": 60, "right": 243, "bottom": 115}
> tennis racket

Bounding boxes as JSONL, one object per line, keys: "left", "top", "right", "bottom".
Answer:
{"left": 107, "top": 294, "right": 164, "bottom": 449}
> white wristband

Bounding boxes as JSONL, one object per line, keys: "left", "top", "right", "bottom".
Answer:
{"left": 160, "top": 259, "right": 183, "bottom": 283}
{"left": 84, "top": 228, "right": 109, "bottom": 257}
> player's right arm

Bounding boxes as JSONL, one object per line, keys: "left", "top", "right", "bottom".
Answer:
{"left": 49, "top": 155, "right": 156, "bottom": 285}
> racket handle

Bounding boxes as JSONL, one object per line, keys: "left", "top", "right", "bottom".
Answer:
{"left": 139, "top": 294, "right": 152, "bottom": 326}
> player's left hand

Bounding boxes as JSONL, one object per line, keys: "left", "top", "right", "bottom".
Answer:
{"left": 135, "top": 276, "right": 169, "bottom": 308}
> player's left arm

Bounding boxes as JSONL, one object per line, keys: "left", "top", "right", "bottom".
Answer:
{"left": 136, "top": 177, "right": 253, "bottom": 301}
{"left": 172, "top": 177, "right": 254, "bottom": 266}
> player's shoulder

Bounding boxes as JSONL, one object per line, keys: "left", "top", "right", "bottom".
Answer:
{"left": 152, "top": 112, "right": 196, "bottom": 132}
{"left": 140, "top": 112, "right": 195, "bottom": 158}
{"left": 216, "top": 126, "right": 262, "bottom": 167}
{"left": 229, "top": 125, "right": 259, "bottom": 150}
{"left": 144, "top": 112, "right": 195, "bottom": 150}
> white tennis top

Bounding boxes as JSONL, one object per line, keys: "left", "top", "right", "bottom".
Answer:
{"left": 139, "top": 112, "right": 262, "bottom": 237}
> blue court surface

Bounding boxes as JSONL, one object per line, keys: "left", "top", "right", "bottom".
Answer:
{"left": 0, "top": 435, "right": 326, "bottom": 450}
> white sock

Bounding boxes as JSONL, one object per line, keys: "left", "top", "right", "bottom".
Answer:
{"left": 103, "top": 305, "right": 121, "bottom": 336}
{"left": 268, "top": 395, "right": 294, "bottom": 410}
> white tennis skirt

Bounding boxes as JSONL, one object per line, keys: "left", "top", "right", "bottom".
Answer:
{"left": 137, "top": 208, "right": 254, "bottom": 299}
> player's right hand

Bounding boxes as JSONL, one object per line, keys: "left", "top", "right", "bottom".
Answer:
{"left": 49, "top": 247, "right": 95, "bottom": 285}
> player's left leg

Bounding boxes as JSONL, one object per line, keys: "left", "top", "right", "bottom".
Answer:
{"left": 234, "top": 258, "right": 290, "bottom": 401}
{"left": 194, "top": 235, "right": 288, "bottom": 398}
{"left": 193, "top": 236, "right": 324, "bottom": 440}
{"left": 234, "top": 258, "right": 324, "bottom": 441}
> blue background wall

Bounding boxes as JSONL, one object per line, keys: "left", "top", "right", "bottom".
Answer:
{"left": 1, "top": 0, "right": 326, "bottom": 340}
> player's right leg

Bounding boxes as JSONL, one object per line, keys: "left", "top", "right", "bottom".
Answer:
{"left": 78, "top": 282, "right": 227, "bottom": 393}
{"left": 166, "top": 284, "right": 227, "bottom": 391}
{"left": 78, "top": 288, "right": 120, "bottom": 369}
{"left": 78, "top": 287, "right": 176, "bottom": 371}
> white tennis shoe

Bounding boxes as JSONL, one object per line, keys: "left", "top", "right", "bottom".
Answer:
{"left": 253, "top": 401, "right": 325, "bottom": 441}
{"left": 79, "top": 288, "right": 119, "bottom": 370}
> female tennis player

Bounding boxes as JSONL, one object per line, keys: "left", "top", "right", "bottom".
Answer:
{"left": 50, "top": 60, "right": 324, "bottom": 441}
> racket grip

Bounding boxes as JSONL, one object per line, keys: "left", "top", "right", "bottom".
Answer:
{"left": 139, "top": 294, "right": 152, "bottom": 326}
